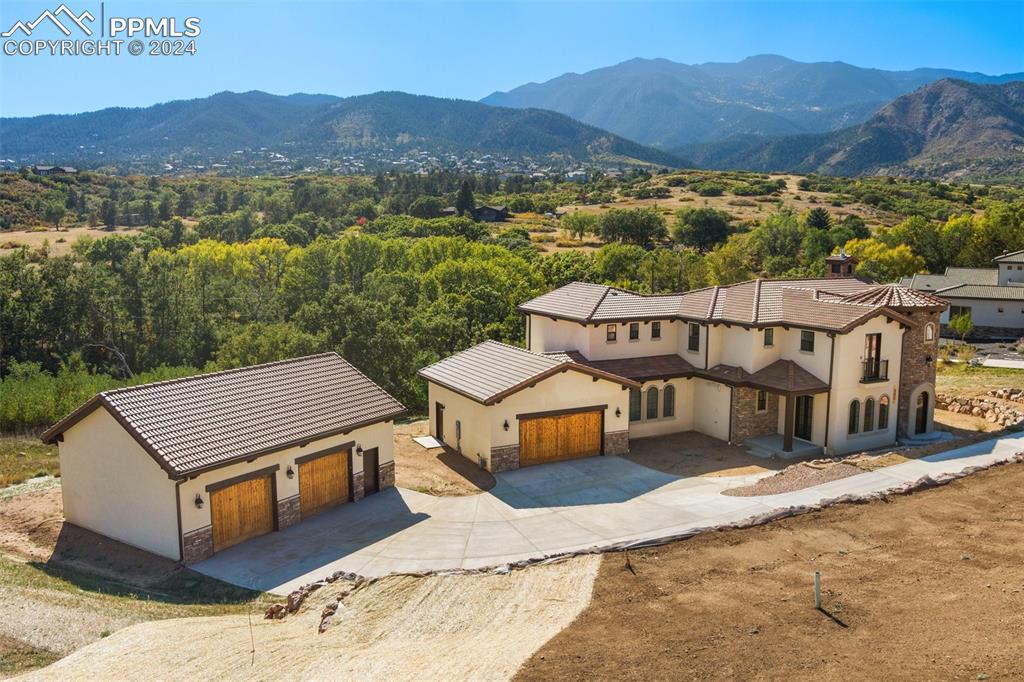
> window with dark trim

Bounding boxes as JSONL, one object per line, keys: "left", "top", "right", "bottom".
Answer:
{"left": 864, "top": 398, "right": 875, "bottom": 431}
{"left": 848, "top": 400, "right": 860, "bottom": 434}
{"left": 651, "top": 321, "right": 661, "bottom": 339}
{"left": 800, "top": 330, "right": 815, "bottom": 352}
{"left": 688, "top": 323, "right": 700, "bottom": 352}
{"left": 629, "top": 322, "right": 640, "bottom": 341}
{"left": 606, "top": 324, "right": 617, "bottom": 342}
{"left": 646, "top": 387, "right": 659, "bottom": 420}
{"left": 663, "top": 385, "right": 675, "bottom": 418}
{"left": 763, "top": 328, "right": 774, "bottom": 347}
{"left": 756, "top": 390, "right": 767, "bottom": 412}
{"left": 629, "top": 388, "right": 641, "bottom": 422}
{"left": 878, "top": 395, "right": 890, "bottom": 430}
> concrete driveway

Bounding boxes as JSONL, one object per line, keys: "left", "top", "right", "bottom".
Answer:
{"left": 192, "top": 433, "right": 1024, "bottom": 594}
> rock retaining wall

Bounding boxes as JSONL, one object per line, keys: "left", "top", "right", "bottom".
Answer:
{"left": 987, "top": 388, "right": 1024, "bottom": 405}
{"left": 937, "top": 393, "right": 1024, "bottom": 428}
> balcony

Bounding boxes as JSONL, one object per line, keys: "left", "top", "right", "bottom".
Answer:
{"left": 860, "top": 358, "right": 888, "bottom": 383}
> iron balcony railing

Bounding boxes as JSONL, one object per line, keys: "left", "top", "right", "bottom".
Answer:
{"left": 860, "top": 358, "right": 888, "bottom": 383}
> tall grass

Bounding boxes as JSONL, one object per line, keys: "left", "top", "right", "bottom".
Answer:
{"left": 1, "top": 360, "right": 200, "bottom": 434}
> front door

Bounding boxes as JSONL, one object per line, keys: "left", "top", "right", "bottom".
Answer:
{"left": 362, "top": 447, "right": 379, "bottom": 496}
{"left": 794, "top": 395, "right": 813, "bottom": 441}
{"left": 435, "top": 402, "right": 445, "bottom": 442}
{"left": 915, "top": 392, "right": 929, "bottom": 434}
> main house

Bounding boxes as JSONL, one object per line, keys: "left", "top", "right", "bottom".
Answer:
{"left": 42, "top": 354, "right": 405, "bottom": 564}
{"left": 419, "top": 253, "right": 949, "bottom": 472}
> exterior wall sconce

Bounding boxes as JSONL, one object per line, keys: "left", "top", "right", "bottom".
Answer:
{"left": 356, "top": 445, "right": 363, "bottom": 456}
{"left": 615, "top": 407, "right": 621, "bottom": 418}
{"left": 286, "top": 465, "right": 295, "bottom": 479}
{"left": 194, "top": 494, "right": 204, "bottom": 509}
{"left": 503, "top": 419, "right": 509, "bottom": 431}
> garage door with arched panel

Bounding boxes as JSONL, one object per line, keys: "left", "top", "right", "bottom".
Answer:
{"left": 519, "top": 407, "right": 604, "bottom": 467}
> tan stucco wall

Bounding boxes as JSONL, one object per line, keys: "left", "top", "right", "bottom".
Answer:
{"left": 585, "top": 319, "right": 681, "bottom": 361}
{"left": 777, "top": 393, "right": 829, "bottom": 447}
{"left": 179, "top": 420, "right": 394, "bottom": 536}
{"left": 826, "top": 316, "right": 904, "bottom": 455}
{"left": 428, "top": 370, "right": 630, "bottom": 469}
{"left": 528, "top": 315, "right": 592, "bottom": 355}
{"left": 692, "top": 379, "right": 731, "bottom": 441}
{"left": 679, "top": 322, "right": 708, "bottom": 367}
{"left": 628, "top": 377, "right": 695, "bottom": 438}
{"left": 427, "top": 383, "right": 493, "bottom": 466}
{"left": 58, "top": 407, "right": 180, "bottom": 560}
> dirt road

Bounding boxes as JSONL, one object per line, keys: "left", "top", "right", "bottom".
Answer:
{"left": 516, "top": 461, "right": 1024, "bottom": 681}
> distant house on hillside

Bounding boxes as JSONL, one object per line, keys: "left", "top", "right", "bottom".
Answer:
{"left": 473, "top": 205, "right": 509, "bottom": 222}
{"left": 31, "top": 165, "right": 77, "bottom": 176}
{"left": 902, "top": 248, "right": 1024, "bottom": 338}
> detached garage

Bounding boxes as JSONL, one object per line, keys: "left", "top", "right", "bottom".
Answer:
{"left": 41, "top": 353, "right": 405, "bottom": 564}
{"left": 418, "top": 341, "right": 638, "bottom": 472}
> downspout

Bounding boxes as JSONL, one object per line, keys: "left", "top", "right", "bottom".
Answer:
{"left": 824, "top": 333, "right": 836, "bottom": 455}
{"left": 525, "top": 315, "right": 531, "bottom": 351}
{"left": 704, "top": 325, "right": 709, "bottom": 370}
{"left": 727, "top": 386, "right": 734, "bottom": 444}
{"left": 174, "top": 478, "right": 184, "bottom": 563}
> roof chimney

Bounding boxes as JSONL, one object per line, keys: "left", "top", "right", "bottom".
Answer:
{"left": 825, "top": 248, "right": 857, "bottom": 278}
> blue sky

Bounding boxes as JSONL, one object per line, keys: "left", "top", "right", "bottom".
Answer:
{"left": 1, "top": 0, "right": 1022, "bottom": 117}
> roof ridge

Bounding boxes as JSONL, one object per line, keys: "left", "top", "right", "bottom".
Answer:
{"left": 587, "top": 285, "right": 615, "bottom": 321}
{"left": 707, "top": 285, "right": 721, "bottom": 318}
{"left": 751, "top": 279, "right": 762, "bottom": 323}
{"left": 100, "top": 352, "right": 342, "bottom": 398}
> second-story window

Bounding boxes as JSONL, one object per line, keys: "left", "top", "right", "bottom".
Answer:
{"left": 629, "top": 322, "right": 640, "bottom": 341}
{"left": 763, "top": 328, "right": 774, "bottom": 347}
{"left": 688, "top": 323, "right": 700, "bottom": 352}
{"left": 651, "top": 321, "right": 661, "bottom": 339}
{"left": 800, "top": 330, "right": 815, "bottom": 352}
{"left": 606, "top": 324, "right": 617, "bottom": 342}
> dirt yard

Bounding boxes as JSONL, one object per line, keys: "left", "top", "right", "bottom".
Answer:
{"left": 516, "top": 460, "right": 1024, "bottom": 682}
{"left": 393, "top": 420, "right": 494, "bottom": 495}
{"left": 23, "top": 556, "right": 601, "bottom": 681}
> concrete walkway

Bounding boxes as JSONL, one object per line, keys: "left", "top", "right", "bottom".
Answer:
{"left": 193, "top": 433, "right": 1024, "bottom": 594}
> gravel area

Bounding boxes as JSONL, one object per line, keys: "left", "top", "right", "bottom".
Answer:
{"left": 723, "top": 462, "right": 863, "bottom": 497}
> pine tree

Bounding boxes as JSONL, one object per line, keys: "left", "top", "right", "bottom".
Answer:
{"left": 455, "top": 180, "right": 476, "bottom": 218}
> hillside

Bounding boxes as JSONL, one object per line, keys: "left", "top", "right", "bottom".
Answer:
{"left": 682, "top": 79, "right": 1024, "bottom": 180}
{"left": 482, "top": 55, "right": 1024, "bottom": 149}
{"left": 0, "top": 91, "right": 685, "bottom": 172}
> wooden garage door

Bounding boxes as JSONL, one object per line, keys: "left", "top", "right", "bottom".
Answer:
{"left": 210, "top": 475, "right": 275, "bottom": 553}
{"left": 299, "top": 450, "right": 350, "bottom": 519}
{"left": 519, "top": 410, "right": 603, "bottom": 467}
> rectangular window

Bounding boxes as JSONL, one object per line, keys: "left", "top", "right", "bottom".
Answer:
{"left": 629, "top": 322, "right": 640, "bottom": 341}
{"left": 800, "top": 330, "right": 815, "bottom": 353}
{"left": 628, "top": 388, "right": 641, "bottom": 422}
{"left": 950, "top": 306, "right": 972, "bottom": 320}
{"left": 763, "top": 328, "right": 774, "bottom": 347}
{"left": 756, "top": 390, "right": 767, "bottom": 412}
{"left": 651, "top": 321, "right": 661, "bottom": 339}
{"left": 688, "top": 323, "right": 700, "bottom": 352}
{"left": 606, "top": 324, "right": 617, "bottom": 342}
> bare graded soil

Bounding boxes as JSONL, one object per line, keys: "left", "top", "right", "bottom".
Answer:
{"left": 516, "top": 461, "right": 1024, "bottom": 682}
{"left": 393, "top": 420, "right": 495, "bottom": 495}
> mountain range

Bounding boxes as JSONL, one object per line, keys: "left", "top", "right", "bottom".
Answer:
{"left": 0, "top": 91, "right": 684, "bottom": 170}
{"left": 483, "top": 54, "right": 1024, "bottom": 149}
{"left": 2, "top": 55, "right": 1022, "bottom": 180}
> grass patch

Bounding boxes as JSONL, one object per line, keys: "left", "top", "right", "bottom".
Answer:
{"left": 936, "top": 362, "right": 1023, "bottom": 396}
{"left": 0, "top": 635, "right": 60, "bottom": 677}
{"left": 0, "top": 436, "right": 59, "bottom": 487}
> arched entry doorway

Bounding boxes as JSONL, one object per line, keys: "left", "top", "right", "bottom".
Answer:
{"left": 913, "top": 389, "right": 932, "bottom": 435}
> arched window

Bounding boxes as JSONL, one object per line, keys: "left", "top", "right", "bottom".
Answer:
{"left": 629, "top": 388, "right": 641, "bottom": 422}
{"left": 864, "top": 398, "right": 875, "bottom": 431}
{"left": 925, "top": 323, "right": 935, "bottom": 342}
{"left": 646, "top": 386, "right": 659, "bottom": 420}
{"left": 848, "top": 400, "right": 860, "bottom": 435}
{"left": 878, "top": 395, "right": 890, "bottom": 430}
{"left": 663, "top": 385, "right": 675, "bottom": 418}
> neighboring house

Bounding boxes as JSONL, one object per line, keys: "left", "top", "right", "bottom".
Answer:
{"left": 41, "top": 354, "right": 405, "bottom": 564}
{"left": 473, "top": 205, "right": 509, "bottom": 222}
{"left": 419, "top": 255, "right": 948, "bottom": 471}
{"left": 902, "top": 248, "right": 1024, "bottom": 337}
{"left": 31, "top": 165, "right": 76, "bottom": 175}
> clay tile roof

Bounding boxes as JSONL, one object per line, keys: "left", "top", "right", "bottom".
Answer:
{"left": 561, "top": 353, "right": 697, "bottom": 382}
{"left": 517, "top": 282, "right": 612, "bottom": 321}
{"left": 935, "top": 284, "right": 1024, "bottom": 301}
{"left": 417, "top": 340, "right": 638, "bottom": 405}
{"left": 704, "top": 359, "right": 829, "bottom": 394}
{"left": 591, "top": 290, "right": 683, "bottom": 321}
{"left": 838, "top": 284, "right": 948, "bottom": 309}
{"left": 41, "top": 354, "right": 407, "bottom": 477}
